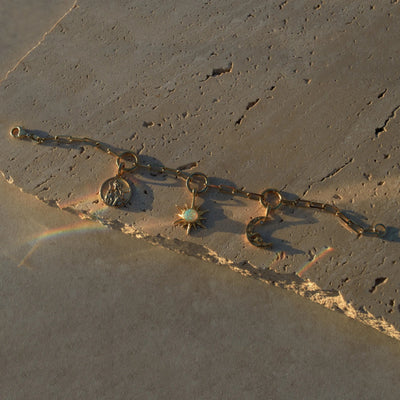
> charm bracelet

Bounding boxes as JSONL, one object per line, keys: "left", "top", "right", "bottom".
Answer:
{"left": 10, "top": 126, "right": 386, "bottom": 249}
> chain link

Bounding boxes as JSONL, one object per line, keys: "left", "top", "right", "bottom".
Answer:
{"left": 282, "top": 197, "right": 385, "bottom": 237}
{"left": 11, "top": 126, "right": 121, "bottom": 157}
{"left": 11, "top": 126, "right": 386, "bottom": 239}
{"left": 206, "top": 183, "right": 261, "bottom": 200}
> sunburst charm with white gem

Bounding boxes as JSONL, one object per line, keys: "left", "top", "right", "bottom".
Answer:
{"left": 174, "top": 172, "right": 209, "bottom": 234}
{"left": 174, "top": 204, "right": 207, "bottom": 234}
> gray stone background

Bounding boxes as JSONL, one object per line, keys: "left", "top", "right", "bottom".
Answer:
{"left": 1, "top": 1, "right": 400, "bottom": 399}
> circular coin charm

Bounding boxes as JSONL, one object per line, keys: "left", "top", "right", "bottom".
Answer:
{"left": 100, "top": 176, "right": 132, "bottom": 207}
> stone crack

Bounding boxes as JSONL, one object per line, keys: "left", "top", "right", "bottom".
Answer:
{"left": 302, "top": 158, "right": 354, "bottom": 197}
{"left": 0, "top": 0, "right": 79, "bottom": 85}
{"left": 375, "top": 105, "right": 400, "bottom": 137}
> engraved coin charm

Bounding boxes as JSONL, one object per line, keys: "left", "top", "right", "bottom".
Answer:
{"left": 100, "top": 176, "right": 132, "bottom": 207}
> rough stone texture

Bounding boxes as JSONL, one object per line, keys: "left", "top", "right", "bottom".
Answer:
{"left": 1, "top": 0, "right": 399, "bottom": 339}
{"left": 2, "top": 175, "right": 400, "bottom": 399}
{"left": 0, "top": 0, "right": 76, "bottom": 82}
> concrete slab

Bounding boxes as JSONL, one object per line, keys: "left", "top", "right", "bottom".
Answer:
{"left": 0, "top": 0, "right": 76, "bottom": 82}
{"left": 1, "top": 3, "right": 400, "bottom": 397}
{"left": 2, "top": 174, "right": 400, "bottom": 399}
{"left": 0, "top": 0, "right": 399, "bottom": 339}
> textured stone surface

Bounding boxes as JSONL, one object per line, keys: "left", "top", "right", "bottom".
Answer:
{"left": 1, "top": 0, "right": 399, "bottom": 338}
{"left": 2, "top": 175, "right": 400, "bottom": 399}
{"left": 2, "top": 2, "right": 400, "bottom": 397}
{"left": 0, "top": 0, "right": 76, "bottom": 82}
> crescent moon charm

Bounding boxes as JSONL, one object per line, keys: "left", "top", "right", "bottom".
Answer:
{"left": 246, "top": 216, "right": 273, "bottom": 249}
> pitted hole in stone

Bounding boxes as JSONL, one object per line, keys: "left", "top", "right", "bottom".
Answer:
{"left": 369, "top": 277, "right": 388, "bottom": 293}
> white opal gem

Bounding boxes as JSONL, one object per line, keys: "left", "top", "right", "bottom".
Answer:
{"left": 183, "top": 208, "right": 198, "bottom": 222}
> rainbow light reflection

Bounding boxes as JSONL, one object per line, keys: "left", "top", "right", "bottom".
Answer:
{"left": 29, "top": 221, "right": 107, "bottom": 244}
{"left": 297, "top": 246, "right": 334, "bottom": 277}
{"left": 18, "top": 221, "right": 107, "bottom": 268}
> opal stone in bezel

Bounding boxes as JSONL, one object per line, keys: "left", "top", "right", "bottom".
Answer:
{"left": 183, "top": 208, "right": 199, "bottom": 222}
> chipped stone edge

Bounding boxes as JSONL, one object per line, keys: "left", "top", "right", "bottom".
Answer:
{"left": 0, "top": 0, "right": 398, "bottom": 342}
{"left": 3, "top": 172, "right": 397, "bottom": 342}
{"left": 67, "top": 208, "right": 400, "bottom": 342}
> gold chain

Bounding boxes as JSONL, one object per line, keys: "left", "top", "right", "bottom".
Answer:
{"left": 10, "top": 126, "right": 386, "bottom": 247}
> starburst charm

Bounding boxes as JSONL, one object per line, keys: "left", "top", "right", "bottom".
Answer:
{"left": 174, "top": 204, "right": 207, "bottom": 234}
